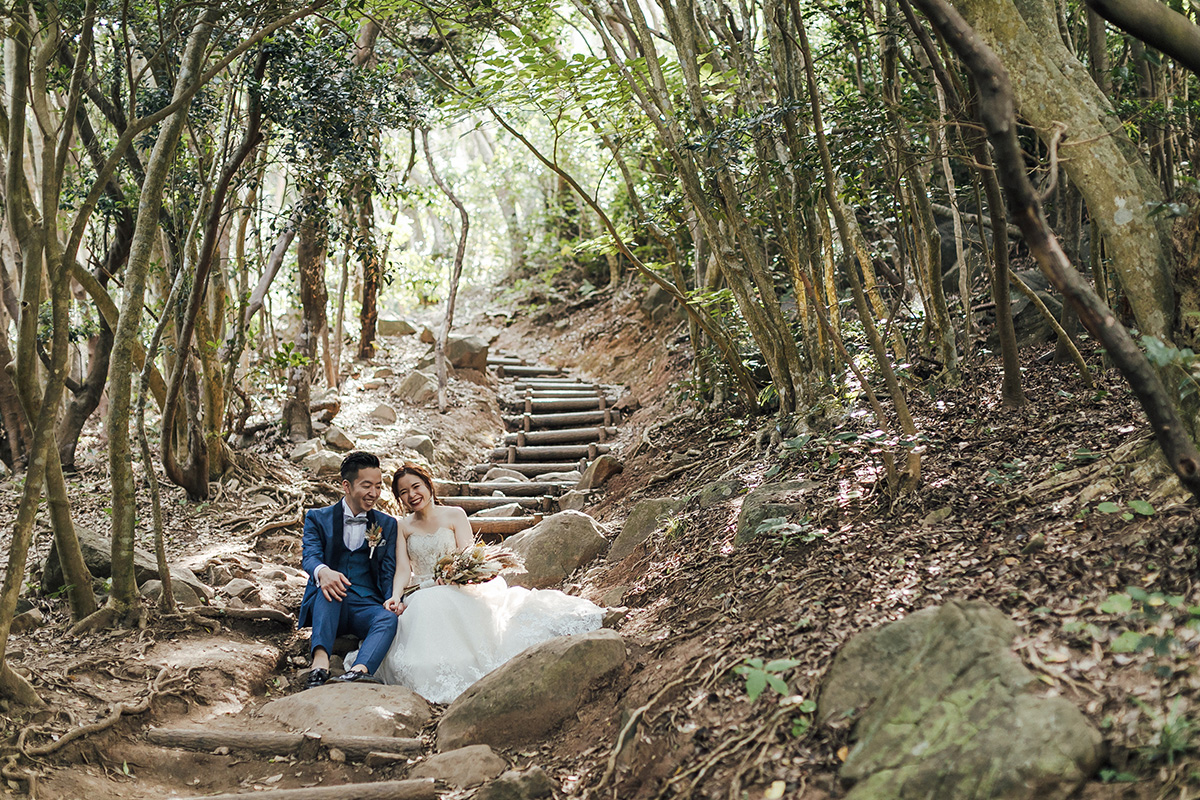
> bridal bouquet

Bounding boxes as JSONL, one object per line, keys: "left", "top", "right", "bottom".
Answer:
{"left": 434, "top": 543, "right": 525, "bottom": 585}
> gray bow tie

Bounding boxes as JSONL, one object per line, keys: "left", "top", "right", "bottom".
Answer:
{"left": 345, "top": 514, "right": 368, "bottom": 525}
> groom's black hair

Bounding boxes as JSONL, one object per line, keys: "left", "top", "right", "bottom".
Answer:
{"left": 340, "top": 451, "right": 381, "bottom": 483}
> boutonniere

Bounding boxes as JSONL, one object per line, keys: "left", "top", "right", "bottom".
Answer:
{"left": 365, "top": 523, "right": 384, "bottom": 558}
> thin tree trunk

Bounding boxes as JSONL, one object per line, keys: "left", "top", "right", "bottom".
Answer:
{"left": 422, "top": 129, "right": 468, "bottom": 414}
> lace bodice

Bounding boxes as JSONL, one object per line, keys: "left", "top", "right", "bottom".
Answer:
{"left": 406, "top": 527, "right": 457, "bottom": 585}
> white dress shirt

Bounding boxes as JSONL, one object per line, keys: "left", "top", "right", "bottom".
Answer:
{"left": 313, "top": 500, "right": 371, "bottom": 582}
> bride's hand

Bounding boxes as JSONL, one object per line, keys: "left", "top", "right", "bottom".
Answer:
{"left": 435, "top": 578, "right": 446, "bottom": 586}
{"left": 384, "top": 596, "right": 407, "bottom": 615}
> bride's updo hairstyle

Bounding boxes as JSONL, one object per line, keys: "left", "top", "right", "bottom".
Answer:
{"left": 392, "top": 461, "right": 439, "bottom": 509}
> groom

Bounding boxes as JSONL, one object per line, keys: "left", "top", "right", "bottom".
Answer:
{"left": 298, "top": 451, "right": 403, "bottom": 689}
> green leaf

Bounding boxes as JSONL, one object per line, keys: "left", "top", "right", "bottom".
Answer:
{"left": 1096, "top": 501, "right": 1121, "bottom": 514}
{"left": 1129, "top": 500, "right": 1155, "bottom": 516}
{"left": 766, "top": 674, "right": 790, "bottom": 695}
{"left": 798, "top": 699, "right": 817, "bottom": 713}
{"left": 1110, "top": 630, "right": 1146, "bottom": 653}
{"left": 1099, "top": 593, "right": 1133, "bottom": 614}
{"left": 764, "top": 658, "right": 801, "bottom": 672}
{"left": 744, "top": 671, "right": 767, "bottom": 702}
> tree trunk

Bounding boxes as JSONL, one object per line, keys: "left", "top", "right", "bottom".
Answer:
{"left": 283, "top": 187, "right": 327, "bottom": 441}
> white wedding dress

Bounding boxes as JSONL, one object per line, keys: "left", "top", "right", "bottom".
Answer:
{"left": 371, "top": 527, "right": 605, "bottom": 703}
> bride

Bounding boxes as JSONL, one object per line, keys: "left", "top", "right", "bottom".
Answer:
{"left": 368, "top": 462, "right": 605, "bottom": 703}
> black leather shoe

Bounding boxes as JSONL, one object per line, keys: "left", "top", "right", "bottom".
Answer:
{"left": 304, "top": 668, "right": 330, "bottom": 689}
{"left": 331, "top": 669, "right": 381, "bottom": 685}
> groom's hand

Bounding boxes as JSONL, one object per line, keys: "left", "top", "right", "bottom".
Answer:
{"left": 318, "top": 569, "right": 351, "bottom": 602}
{"left": 384, "top": 597, "right": 407, "bottom": 615}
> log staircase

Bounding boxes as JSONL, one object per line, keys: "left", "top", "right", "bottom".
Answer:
{"left": 436, "top": 353, "right": 626, "bottom": 540}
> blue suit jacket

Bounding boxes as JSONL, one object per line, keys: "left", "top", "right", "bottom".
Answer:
{"left": 297, "top": 501, "right": 398, "bottom": 629}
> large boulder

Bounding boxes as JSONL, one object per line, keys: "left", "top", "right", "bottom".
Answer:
{"left": 324, "top": 425, "right": 355, "bottom": 451}
{"left": 477, "top": 768, "right": 556, "bottom": 800}
{"left": 43, "top": 525, "right": 211, "bottom": 600}
{"left": 608, "top": 498, "right": 682, "bottom": 562}
{"left": 504, "top": 511, "right": 609, "bottom": 589}
{"left": 377, "top": 317, "right": 418, "bottom": 336}
{"left": 397, "top": 371, "right": 438, "bottom": 406}
{"left": 370, "top": 403, "right": 398, "bottom": 424}
{"left": 301, "top": 450, "right": 344, "bottom": 476}
{"left": 261, "top": 683, "right": 432, "bottom": 739}
{"left": 735, "top": 481, "right": 818, "bottom": 546}
{"left": 409, "top": 744, "right": 507, "bottom": 788}
{"left": 437, "top": 630, "right": 625, "bottom": 751}
{"left": 820, "top": 601, "right": 1102, "bottom": 800}
{"left": 575, "top": 455, "right": 623, "bottom": 491}
{"left": 446, "top": 334, "right": 489, "bottom": 372}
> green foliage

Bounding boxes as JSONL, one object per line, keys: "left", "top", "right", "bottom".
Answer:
{"left": 1100, "top": 587, "right": 1200, "bottom": 677}
{"left": 1141, "top": 335, "right": 1200, "bottom": 401}
{"left": 732, "top": 657, "right": 801, "bottom": 703}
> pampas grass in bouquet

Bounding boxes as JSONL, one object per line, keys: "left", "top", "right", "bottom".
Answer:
{"left": 434, "top": 543, "right": 525, "bottom": 585}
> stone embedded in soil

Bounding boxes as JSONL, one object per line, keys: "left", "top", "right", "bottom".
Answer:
{"left": 42, "top": 524, "right": 212, "bottom": 600}
{"left": 504, "top": 510, "right": 609, "bottom": 589}
{"left": 437, "top": 630, "right": 625, "bottom": 751}
{"left": 374, "top": 366, "right": 396, "bottom": 378}
{"left": 397, "top": 371, "right": 438, "bottom": 406}
{"left": 475, "top": 503, "right": 523, "bottom": 518}
{"left": 140, "top": 579, "right": 203, "bottom": 609}
{"left": 325, "top": 425, "right": 356, "bottom": 451}
{"left": 221, "top": 578, "right": 258, "bottom": 599}
{"left": 9, "top": 608, "right": 44, "bottom": 634}
{"left": 608, "top": 497, "right": 683, "bottom": 563}
{"left": 476, "top": 767, "right": 557, "bottom": 800}
{"left": 575, "top": 455, "right": 623, "bottom": 491}
{"left": 692, "top": 480, "right": 743, "bottom": 508}
{"left": 819, "top": 600, "right": 1102, "bottom": 800}
{"left": 420, "top": 325, "right": 436, "bottom": 344}
{"left": 371, "top": 403, "right": 398, "bottom": 424}
{"left": 377, "top": 317, "right": 418, "bottom": 337}
{"left": 301, "top": 450, "right": 344, "bottom": 476}
{"left": 262, "top": 682, "right": 432, "bottom": 739}
{"left": 446, "top": 334, "right": 489, "bottom": 371}
{"left": 409, "top": 744, "right": 507, "bottom": 788}
{"left": 535, "top": 470, "right": 581, "bottom": 483}
{"left": 557, "top": 489, "right": 589, "bottom": 511}
{"left": 600, "top": 585, "right": 627, "bottom": 606}
{"left": 289, "top": 439, "right": 320, "bottom": 462}
{"left": 484, "top": 467, "right": 530, "bottom": 482}
{"left": 399, "top": 434, "right": 435, "bottom": 462}
{"left": 734, "top": 481, "right": 819, "bottom": 546}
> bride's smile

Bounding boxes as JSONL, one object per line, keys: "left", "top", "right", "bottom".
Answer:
{"left": 394, "top": 472, "right": 432, "bottom": 513}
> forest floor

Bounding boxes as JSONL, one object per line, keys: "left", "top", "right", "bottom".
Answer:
{"left": 1, "top": 278, "right": 1198, "bottom": 800}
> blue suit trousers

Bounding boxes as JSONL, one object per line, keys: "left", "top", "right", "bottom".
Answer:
{"left": 308, "top": 591, "right": 397, "bottom": 674}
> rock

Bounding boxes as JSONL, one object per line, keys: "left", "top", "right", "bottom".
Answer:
{"left": 370, "top": 403, "right": 397, "bottom": 424}
{"left": 325, "top": 426, "right": 355, "bottom": 452}
{"left": 260, "top": 569, "right": 288, "bottom": 582}
{"left": 362, "top": 379, "right": 385, "bottom": 390}
{"left": 373, "top": 366, "right": 396, "bottom": 378}
{"left": 488, "top": 476, "right": 524, "bottom": 485}
{"left": 365, "top": 752, "right": 407, "bottom": 768}
{"left": 558, "top": 490, "right": 589, "bottom": 511}
{"left": 576, "top": 455, "right": 623, "bottom": 491}
{"left": 309, "top": 392, "right": 340, "bottom": 424}
{"left": 9, "top": 608, "right": 44, "bottom": 634}
{"left": 301, "top": 450, "right": 344, "bottom": 476}
{"left": 986, "top": 269, "right": 1063, "bottom": 350}
{"left": 42, "top": 525, "right": 212, "bottom": 600}
{"left": 289, "top": 440, "right": 320, "bottom": 462}
{"left": 476, "top": 503, "right": 523, "bottom": 518}
{"left": 535, "top": 470, "right": 581, "bottom": 483}
{"left": 437, "top": 630, "right": 625, "bottom": 750}
{"left": 693, "top": 480, "right": 743, "bottom": 508}
{"left": 409, "top": 744, "right": 507, "bottom": 788}
{"left": 140, "top": 579, "right": 203, "bottom": 608}
{"left": 504, "top": 511, "right": 609, "bottom": 589}
{"left": 397, "top": 371, "right": 438, "bottom": 406}
{"left": 819, "top": 600, "right": 1102, "bottom": 800}
{"left": 419, "top": 326, "right": 436, "bottom": 344}
{"left": 600, "top": 585, "right": 627, "bottom": 607}
{"left": 735, "top": 481, "right": 818, "bottom": 546}
{"left": 609, "top": 498, "right": 682, "bottom": 562}
{"left": 328, "top": 748, "right": 346, "bottom": 763}
{"left": 399, "top": 435, "right": 435, "bottom": 462}
{"left": 377, "top": 318, "right": 418, "bottom": 337}
{"left": 227, "top": 596, "right": 246, "bottom": 610}
{"left": 476, "top": 767, "right": 556, "bottom": 800}
{"left": 221, "top": 578, "right": 258, "bottom": 599}
{"left": 262, "top": 682, "right": 432, "bottom": 739}
{"left": 446, "top": 335, "right": 489, "bottom": 371}
{"left": 484, "top": 467, "right": 530, "bottom": 483}
{"left": 640, "top": 282, "right": 678, "bottom": 323}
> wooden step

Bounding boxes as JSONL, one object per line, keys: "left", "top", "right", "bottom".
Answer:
{"left": 440, "top": 495, "right": 550, "bottom": 512}
{"left": 491, "top": 444, "right": 611, "bottom": 462}
{"left": 503, "top": 426, "right": 618, "bottom": 445}
{"left": 470, "top": 515, "right": 541, "bottom": 538}
{"left": 495, "top": 364, "right": 562, "bottom": 378}
{"left": 519, "top": 389, "right": 605, "bottom": 399}
{"left": 504, "top": 410, "right": 620, "bottom": 430}
{"left": 487, "top": 355, "right": 526, "bottom": 366}
{"left": 502, "top": 397, "right": 615, "bottom": 413}
{"left": 513, "top": 379, "right": 595, "bottom": 390}
{"left": 435, "top": 480, "right": 573, "bottom": 497}
{"left": 471, "top": 462, "right": 584, "bottom": 476}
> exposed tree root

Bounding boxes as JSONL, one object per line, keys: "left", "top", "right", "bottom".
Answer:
{"left": 0, "top": 663, "right": 44, "bottom": 708}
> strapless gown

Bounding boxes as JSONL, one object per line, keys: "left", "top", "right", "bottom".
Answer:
{"left": 369, "top": 527, "right": 604, "bottom": 703}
